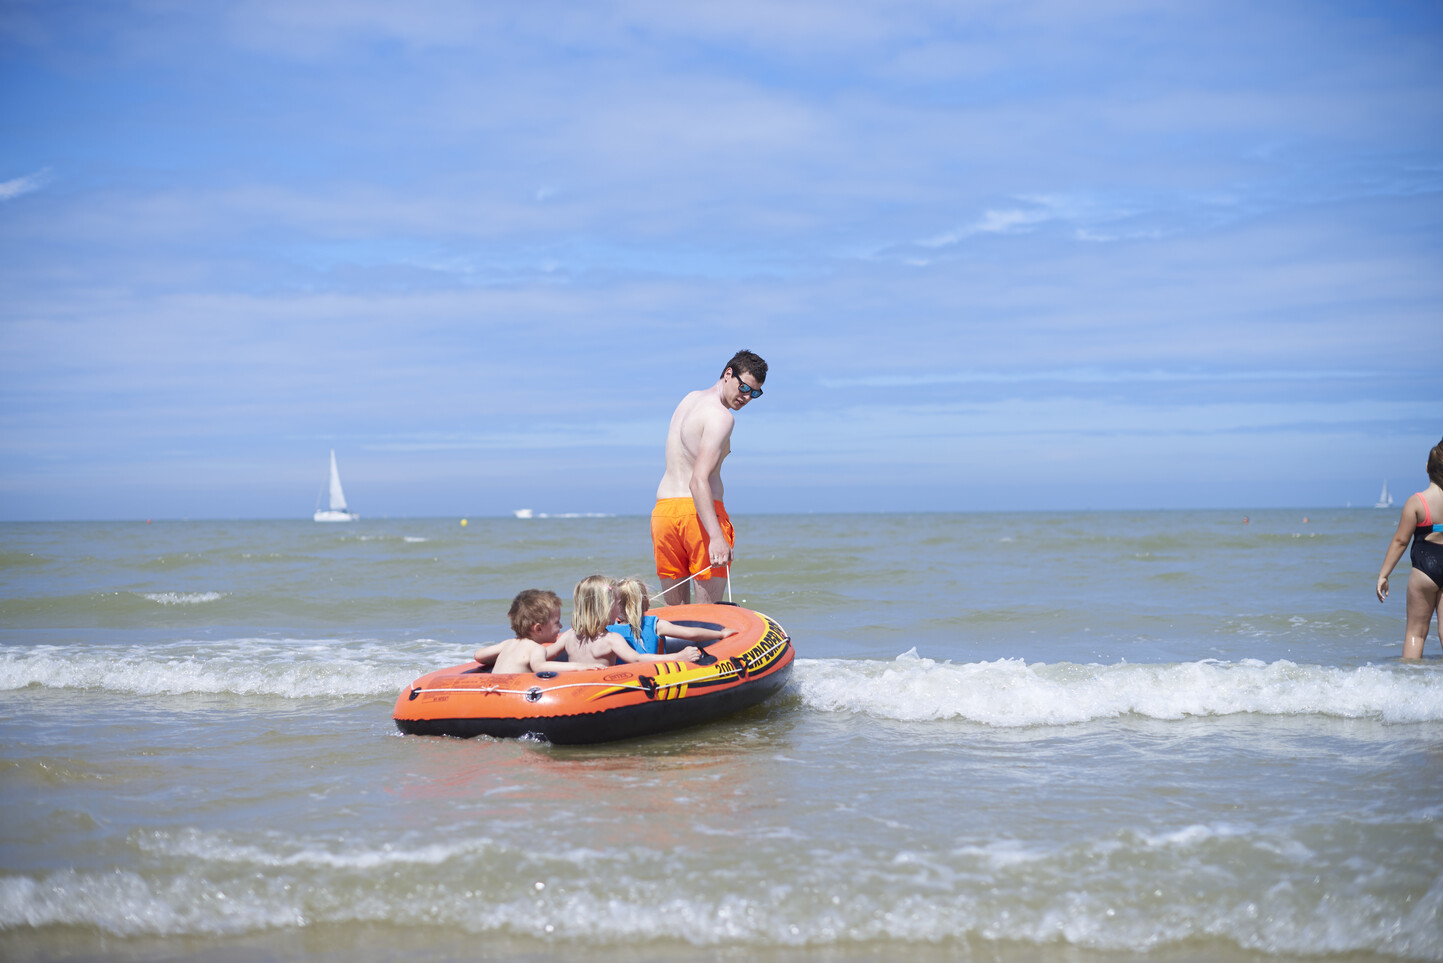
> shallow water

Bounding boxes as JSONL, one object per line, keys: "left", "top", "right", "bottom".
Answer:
{"left": 1, "top": 510, "right": 1440, "bottom": 961}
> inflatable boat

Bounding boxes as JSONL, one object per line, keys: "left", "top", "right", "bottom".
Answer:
{"left": 392, "top": 603, "right": 793, "bottom": 745}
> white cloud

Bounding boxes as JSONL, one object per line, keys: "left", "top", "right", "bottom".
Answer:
{"left": 913, "top": 193, "right": 1153, "bottom": 250}
{"left": 739, "top": 397, "right": 1439, "bottom": 462}
{"left": 359, "top": 420, "right": 656, "bottom": 454}
{"left": 918, "top": 207, "right": 1052, "bottom": 247}
{"left": 0, "top": 168, "right": 51, "bottom": 201}
{"left": 817, "top": 369, "right": 1380, "bottom": 389}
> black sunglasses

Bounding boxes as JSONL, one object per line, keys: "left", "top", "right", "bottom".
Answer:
{"left": 735, "top": 376, "right": 763, "bottom": 398}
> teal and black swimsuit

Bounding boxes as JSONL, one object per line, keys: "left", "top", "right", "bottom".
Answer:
{"left": 1412, "top": 493, "right": 1443, "bottom": 586}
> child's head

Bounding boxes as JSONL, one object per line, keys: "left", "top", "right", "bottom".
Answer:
{"left": 508, "top": 589, "right": 563, "bottom": 644}
{"left": 613, "top": 577, "right": 650, "bottom": 637}
{"left": 571, "top": 575, "right": 617, "bottom": 641}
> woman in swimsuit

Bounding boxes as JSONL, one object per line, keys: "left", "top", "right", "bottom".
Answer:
{"left": 1376, "top": 436, "right": 1443, "bottom": 659}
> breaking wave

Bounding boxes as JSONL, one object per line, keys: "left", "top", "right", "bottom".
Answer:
{"left": 794, "top": 651, "right": 1443, "bottom": 726}
{"left": 2, "top": 824, "right": 1439, "bottom": 957}
{"left": 3, "top": 642, "right": 1440, "bottom": 726}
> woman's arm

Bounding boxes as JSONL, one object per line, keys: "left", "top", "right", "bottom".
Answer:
{"left": 654, "top": 619, "right": 736, "bottom": 644}
{"left": 1378, "top": 495, "right": 1420, "bottom": 602}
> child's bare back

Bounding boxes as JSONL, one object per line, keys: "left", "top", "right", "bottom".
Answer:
{"left": 472, "top": 588, "right": 586, "bottom": 675}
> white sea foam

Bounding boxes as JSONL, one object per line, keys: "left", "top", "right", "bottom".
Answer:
{"left": 141, "top": 827, "right": 496, "bottom": 870}
{"left": 795, "top": 652, "right": 1443, "bottom": 726}
{"left": 0, "top": 870, "right": 303, "bottom": 934}
{"left": 532, "top": 512, "right": 616, "bottom": 518}
{"left": 2, "top": 835, "right": 1439, "bottom": 956}
{"left": 0, "top": 639, "right": 442, "bottom": 699}
{"left": 4, "top": 642, "right": 1442, "bottom": 723}
{"left": 141, "top": 591, "right": 225, "bottom": 605}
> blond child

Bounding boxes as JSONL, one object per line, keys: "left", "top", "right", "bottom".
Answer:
{"left": 608, "top": 577, "right": 737, "bottom": 655}
{"left": 473, "top": 589, "right": 591, "bottom": 675}
{"left": 560, "top": 575, "right": 703, "bottom": 667}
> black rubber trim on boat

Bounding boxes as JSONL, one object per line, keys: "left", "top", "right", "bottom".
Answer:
{"left": 393, "top": 661, "right": 793, "bottom": 745}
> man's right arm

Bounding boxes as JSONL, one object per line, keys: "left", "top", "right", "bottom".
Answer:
{"left": 687, "top": 409, "right": 734, "bottom": 566}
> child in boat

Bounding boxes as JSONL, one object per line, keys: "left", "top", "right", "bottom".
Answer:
{"left": 560, "top": 575, "right": 704, "bottom": 667}
{"left": 472, "top": 589, "right": 591, "bottom": 675}
{"left": 608, "top": 577, "right": 738, "bottom": 655}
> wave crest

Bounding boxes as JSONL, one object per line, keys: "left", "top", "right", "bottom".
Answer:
{"left": 795, "top": 651, "right": 1443, "bottom": 726}
{"left": 0, "top": 640, "right": 428, "bottom": 699}
{"left": 4, "top": 643, "right": 1439, "bottom": 724}
{"left": 141, "top": 592, "right": 226, "bottom": 605}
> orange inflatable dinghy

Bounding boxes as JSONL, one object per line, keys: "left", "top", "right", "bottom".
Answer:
{"left": 393, "top": 603, "right": 793, "bottom": 744}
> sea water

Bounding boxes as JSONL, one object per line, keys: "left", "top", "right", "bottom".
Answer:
{"left": 1, "top": 510, "right": 1439, "bottom": 962}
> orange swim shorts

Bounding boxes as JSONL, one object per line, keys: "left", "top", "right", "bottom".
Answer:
{"left": 651, "top": 498, "right": 734, "bottom": 582}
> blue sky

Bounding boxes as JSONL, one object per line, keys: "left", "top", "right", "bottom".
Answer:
{"left": 1, "top": 0, "right": 1439, "bottom": 520}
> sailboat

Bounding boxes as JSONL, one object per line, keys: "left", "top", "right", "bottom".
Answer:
{"left": 1374, "top": 480, "right": 1394, "bottom": 509}
{"left": 314, "top": 449, "right": 359, "bottom": 522}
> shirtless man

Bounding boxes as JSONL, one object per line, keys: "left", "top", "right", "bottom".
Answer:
{"left": 652, "top": 349, "right": 768, "bottom": 605}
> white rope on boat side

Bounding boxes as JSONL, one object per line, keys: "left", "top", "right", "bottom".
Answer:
{"left": 413, "top": 671, "right": 720, "bottom": 699}
{"left": 414, "top": 680, "right": 649, "bottom": 698}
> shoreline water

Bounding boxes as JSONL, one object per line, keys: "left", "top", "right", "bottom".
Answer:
{"left": 2, "top": 511, "right": 1440, "bottom": 961}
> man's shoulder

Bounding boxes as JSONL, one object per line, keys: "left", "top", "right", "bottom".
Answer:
{"left": 675, "top": 387, "right": 719, "bottom": 414}
{"left": 675, "top": 389, "right": 732, "bottom": 428}
{"left": 694, "top": 392, "right": 735, "bottom": 426}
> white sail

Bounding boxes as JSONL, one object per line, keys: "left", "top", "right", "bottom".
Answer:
{"left": 314, "top": 449, "right": 359, "bottom": 522}
{"left": 328, "top": 450, "right": 348, "bottom": 511}
{"left": 1374, "top": 481, "right": 1393, "bottom": 509}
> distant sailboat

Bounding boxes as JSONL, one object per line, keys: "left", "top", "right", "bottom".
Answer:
{"left": 1374, "top": 480, "right": 1394, "bottom": 509}
{"left": 314, "top": 450, "right": 359, "bottom": 522}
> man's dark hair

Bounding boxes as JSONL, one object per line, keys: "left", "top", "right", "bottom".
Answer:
{"left": 723, "top": 349, "right": 768, "bottom": 384}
